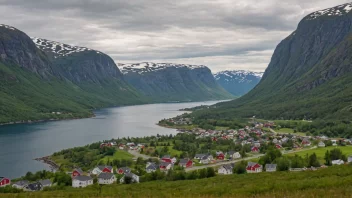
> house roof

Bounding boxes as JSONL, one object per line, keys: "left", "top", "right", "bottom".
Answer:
{"left": 162, "top": 155, "right": 171, "bottom": 159}
{"left": 179, "top": 158, "right": 190, "bottom": 164}
{"left": 38, "top": 179, "right": 52, "bottom": 186}
{"left": 221, "top": 164, "right": 234, "bottom": 170}
{"left": 27, "top": 182, "right": 42, "bottom": 191}
{"left": 160, "top": 162, "right": 172, "bottom": 167}
{"left": 265, "top": 164, "right": 277, "bottom": 169}
{"left": 118, "top": 167, "right": 131, "bottom": 173}
{"left": 98, "top": 165, "right": 113, "bottom": 171}
{"left": 201, "top": 155, "right": 210, "bottom": 160}
{"left": 98, "top": 173, "right": 115, "bottom": 179}
{"left": 228, "top": 151, "right": 235, "bottom": 155}
{"left": 124, "top": 173, "right": 138, "bottom": 178}
{"left": 195, "top": 154, "right": 206, "bottom": 158}
{"left": 74, "top": 168, "right": 83, "bottom": 174}
{"left": 146, "top": 163, "right": 158, "bottom": 170}
{"left": 13, "top": 180, "right": 29, "bottom": 186}
{"left": 73, "top": 175, "right": 93, "bottom": 181}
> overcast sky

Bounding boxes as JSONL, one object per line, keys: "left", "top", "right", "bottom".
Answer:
{"left": 0, "top": 0, "right": 350, "bottom": 72}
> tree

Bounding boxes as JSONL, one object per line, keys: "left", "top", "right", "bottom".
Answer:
{"left": 324, "top": 150, "right": 332, "bottom": 166}
{"left": 276, "top": 157, "right": 290, "bottom": 171}
{"left": 234, "top": 161, "right": 247, "bottom": 174}
{"left": 290, "top": 155, "right": 305, "bottom": 168}
{"left": 124, "top": 176, "right": 133, "bottom": 184}
{"left": 308, "top": 153, "right": 320, "bottom": 167}
{"left": 198, "top": 168, "right": 207, "bottom": 179}
{"left": 206, "top": 167, "right": 215, "bottom": 178}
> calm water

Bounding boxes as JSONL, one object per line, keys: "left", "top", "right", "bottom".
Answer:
{"left": 0, "top": 101, "right": 220, "bottom": 179}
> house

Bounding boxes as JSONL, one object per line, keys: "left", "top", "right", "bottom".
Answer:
{"left": 38, "top": 179, "right": 52, "bottom": 188}
{"left": 216, "top": 152, "right": 225, "bottom": 160}
{"left": 228, "top": 151, "right": 241, "bottom": 160}
{"left": 194, "top": 154, "right": 207, "bottom": 160}
{"left": 301, "top": 138, "right": 311, "bottom": 146}
{"left": 161, "top": 155, "right": 177, "bottom": 164}
{"left": 24, "top": 182, "right": 42, "bottom": 191}
{"left": 0, "top": 177, "right": 10, "bottom": 187}
{"left": 72, "top": 176, "right": 93, "bottom": 188}
{"left": 92, "top": 165, "right": 113, "bottom": 175}
{"left": 251, "top": 147, "right": 259, "bottom": 152}
{"left": 348, "top": 156, "right": 352, "bottom": 163}
{"left": 117, "top": 167, "right": 131, "bottom": 174}
{"left": 246, "top": 162, "right": 262, "bottom": 173}
{"left": 12, "top": 180, "right": 29, "bottom": 189}
{"left": 98, "top": 173, "right": 117, "bottom": 185}
{"left": 318, "top": 141, "right": 325, "bottom": 148}
{"left": 332, "top": 159, "right": 344, "bottom": 165}
{"left": 120, "top": 173, "right": 139, "bottom": 184}
{"left": 265, "top": 164, "right": 277, "bottom": 172}
{"left": 331, "top": 140, "right": 338, "bottom": 146}
{"left": 218, "top": 164, "right": 234, "bottom": 175}
{"left": 146, "top": 162, "right": 159, "bottom": 173}
{"left": 200, "top": 155, "right": 213, "bottom": 164}
{"left": 179, "top": 158, "right": 193, "bottom": 168}
{"left": 72, "top": 168, "right": 84, "bottom": 177}
{"left": 159, "top": 162, "right": 173, "bottom": 171}
{"left": 275, "top": 144, "right": 283, "bottom": 149}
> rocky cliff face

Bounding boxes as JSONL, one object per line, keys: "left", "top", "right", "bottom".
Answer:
{"left": 0, "top": 25, "right": 52, "bottom": 78}
{"left": 214, "top": 70, "right": 263, "bottom": 96}
{"left": 193, "top": 2, "right": 352, "bottom": 120}
{"left": 119, "top": 62, "right": 232, "bottom": 102}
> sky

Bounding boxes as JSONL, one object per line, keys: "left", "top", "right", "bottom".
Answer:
{"left": 0, "top": 0, "right": 350, "bottom": 72}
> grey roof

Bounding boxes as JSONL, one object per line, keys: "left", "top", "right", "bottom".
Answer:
{"left": 160, "top": 162, "right": 172, "bottom": 167}
{"left": 265, "top": 164, "right": 277, "bottom": 169}
{"left": 38, "top": 179, "right": 52, "bottom": 186}
{"left": 98, "top": 172, "right": 115, "bottom": 179}
{"left": 201, "top": 155, "right": 209, "bottom": 160}
{"left": 247, "top": 162, "right": 258, "bottom": 167}
{"left": 13, "top": 180, "right": 29, "bottom": 186}
{"left": 98, "top": 165, "right": 113, "bottom": 171}
{"left": 179, "top": 158, "right": 190, "bottom": 164}
{"left": 27, "top": 182, "right": 42, "bottom": 191}
{"left": 162, "top": 155, "right": 171, "bottom": 159}
{"left": 228, "top": 151, "right": 235, "bottom": 155}
{"left": 73, "top": 175, "right": 92, "bottom": 181}
{"left": 124, "top": 173, "right": 138, "bottom": 178}
{"left": 118, "top": 167, "right": 131, "bottom": 173}
{"left": 195, "top": 154, "right": 206, "bottom": 158}
{"left": 74, "top": 168, "right": 83, "bottom": 174}
{"left": 221, "top": 164, "right": 234, "bottom": 170}
{"left": 146, "top": 163, "right": 158, "bottom": 170}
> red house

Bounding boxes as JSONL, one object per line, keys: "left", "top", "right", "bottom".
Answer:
{"left": 0, "top": 177, "right": 10, "bottom": 187}
{"left": 161, "top": 155, "right": 172, "bottom": 163}
{"left": 179, "top": 159, "right": 193, "bottom": 168}
{"left": 117, "top": 167, "right": 131, "bottom": 174}
{"left": 72, "top": 168, "right": 83, "bottom": 177}
{"left": 216, "top": 153, "right": 225, "bottom": 160}
{"left": 246, "top": 162, "right": 263, "bottom": 173}
{"left": 275, "top": 144, "right": 283, "bottom": 149}
{"left": 251, "top": 147, "right": 259, "bottom": 152}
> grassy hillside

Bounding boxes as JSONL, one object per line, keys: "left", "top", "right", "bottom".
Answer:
{"left": 3, "top": 165, "right": 352, "bottom": 197}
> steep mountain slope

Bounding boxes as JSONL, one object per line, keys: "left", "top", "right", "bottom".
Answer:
{"left": 0, "top": 25, "right": 145, "bottom": 124}
{"left": 118, "top": 62, "right": 233, "bottom": 102}
{"left": 192, "top": 3, "right": 352, "bottom": 120}
{"left": 214, "top": 70, "right": 263, "bottom": 96}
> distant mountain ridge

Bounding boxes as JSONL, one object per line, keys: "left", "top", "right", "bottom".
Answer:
{"left": 118, "top": 62, "right": 233, "bottom": 102}
{"left": 213, "top": 70, "right": 263, "bottom": 96}
{"left": 190, "top": 2, "right": 352, "bottom": 121}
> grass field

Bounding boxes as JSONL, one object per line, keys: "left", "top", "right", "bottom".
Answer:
{"left": 100, "top": 149, "right": 134, "bottom": 163}
{"left": 276, "top": 128, "right": 306, "bottom": 136}
{"left": 4, "top": 165, "right": 352, "bottom": 197}
{"left": 285, "top": 146, "right": 352, "bottom": 163}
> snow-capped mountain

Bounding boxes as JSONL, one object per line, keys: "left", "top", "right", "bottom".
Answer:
{"left": 306, "top": 3, "right": 352, "bottom": 20}
{"left": 118, "top": 62, "right": 206, "bottom": 75}
{"left": 214, "top": 70, "right": 264, "bottom": 96}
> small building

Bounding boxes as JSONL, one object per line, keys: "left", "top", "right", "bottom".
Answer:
{"left": 72, "top": 168, "right": 84, "bottom": 177}
{"left": 146, "top": 162, "right": 159, "bottom": 173}
{"left": 98, "top": 173, "right": 117, "bottom": 185}
{"left": 0, "top": 177, "right": 10, "bottom": 187}
{"left": 218, "top": 164, "right": 234, "bottom": 175}
{"left": 72, "top": 176, "right": 93, "bottom": 188}
{"left": 200, "top": 155, "right": 213, "bottom": 164}
{"left": 24, "top": 182, "right": 42, "bottom": 191}
{"left": 332, "top": 159, "right": 344, "bottom": 165}
{"left": 265, "top": 164, "right": 277, "bottom": 172}
{"left": 179, "top": 158, "right": 193, "bottom": 168}
{"left": 38, "top": 179, "right": 52, "bottom": 188}
{"left": 117, "top": 167, "right": 131, "bottom": 175}
{"left": 301, "top": 138, "right": 311, "bottom": 146}
{"left": 159, "top": 162, "right": 173, "bottom": 171}
{"left": 120, "top": 173, "right": 139, "bottom": 184}
{"left": 251, "top": 147, "right": 259, "bottom": 153}
{"left": 228, "top": 151, "right": 241, "bottom": 160}
{"left": 194, "top": 154, "right": 207, "bottom": 160}
{"left": 92, "top": 165, "right": 114, "bottom": 175}
{"left": 246, "top": 162, "right": 262, "bottom": 173}
{"left": 12, "top": 180, "right": 29, "bottom": 189}
{"left": 348, "top": 156, "right": 352, "bottom": 163}
{"left": 161, "top": 155, "right": 177, "bottom": 164}
{"left": 216, "top": 152, "right": 225, "bottom": 160}
{"left": 331, "top": 140, "right": 338, "bottom": 146}
{"left": 318, "top": 141, "right": 325, "bottom": 148}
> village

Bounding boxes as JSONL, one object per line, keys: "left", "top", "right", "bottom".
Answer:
{"left": 1, "top": 120, "right": 352, "bottom": 192}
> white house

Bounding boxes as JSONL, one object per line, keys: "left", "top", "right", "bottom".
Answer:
{"left": 98, "top": 173, "right": 117, "bottom": 185}
{"left": 91, "top": 165, "right": 113, "bottom": 175}
{"left": 218, "top": 164, "right": 234, "bottom": 175}
{"left": 38, "top": 179, "right": 52, "bottom": 188}
{"left": 200, "top": 155, "right": 213, "bottom": 164}
{"left": 265, "top": 164, "right": 277, "bottom": 172}
{"left": 318, "top": 141, "right": 325, "bottom": 148}
{"left": 72, "top": 176, "right": 93, "bottom": 188}
{"left": 332, "top": 159, "right": 344, "bottom": 165}
{"left": 348, "top": 156, "right": 352, "bottom": 163}
{"left": 12, "top": 180, "right": 29, "bottom": 189}
{"left": 120, "top": 173, "right": 139, "bottom": 184}
{"left": 331, "top": 140, "right": 337, "bottom": 146}
{"left": 228, "top": 151, "right": 241, "bottom": 160}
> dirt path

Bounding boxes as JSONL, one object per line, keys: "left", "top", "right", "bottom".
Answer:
{"left": 128, "top": 150, "right": 158, "bottom": 160}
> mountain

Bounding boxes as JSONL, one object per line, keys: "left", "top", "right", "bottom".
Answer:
{"left": 0, "top": 25, "right": 145, "bottom": 124}
{"left": 118, "top": 62, "right": 233, "bottom": 102}
{"left": 213, "top": 70, "right": 263, "bottom": 96}
{"left": 192, "top": 2, "right": 352, "bottom": 121}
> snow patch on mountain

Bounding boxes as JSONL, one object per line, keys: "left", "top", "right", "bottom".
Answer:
{"left": 118, "top": 62, "right": 207, "bottom": 75}
{"left": 213, "top": 70, "right": 263, "bottom": 83}
{"left": 31, "top": 37, "right": 94, "bottom": 58}
{"left": 0, "top": 24, "right": 16, "bottom": 30}
{"left": 306, "top": 3, "right": 352, "bottom": 20}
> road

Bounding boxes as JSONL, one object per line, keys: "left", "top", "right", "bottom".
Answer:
{"left": 185, "top": 146, "right": 318, "bottom": 172}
